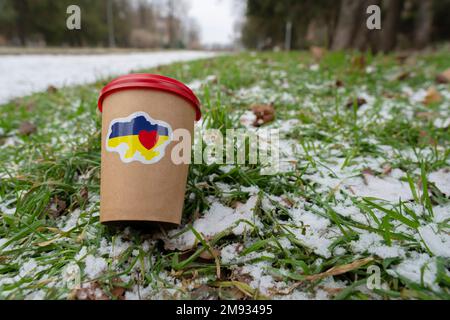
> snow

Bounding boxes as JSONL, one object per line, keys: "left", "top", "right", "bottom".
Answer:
{"left": 429, "top": 169, "right": 450, "bottom": 196}
{"left": 164, "top": 195, "right": 262, "bottom": 251}
{"left": 418, "top": 224, "right": 450, "bottom": 258}
{"left": 433, "top": 203, "right": 450, "bottom": 224}
{"left": 351, "top": 232, "right": 405, "bottom": 259}
{"left": 240, "top": 262, "right": 281, "bottom": 295}
{"left": 388, "top": 253, "right": 439, "bottom": 291}
{"left": 83, "top": 255, "right": 108, "bottom": 279}
{"left": 19, "top": 259, "right": 38, "bottom": 277}
{"left": 0, "top": 51, "right": 217, "bottom": 104}
{"left": 345, "top": 173, "right": 413, "bottom": 201}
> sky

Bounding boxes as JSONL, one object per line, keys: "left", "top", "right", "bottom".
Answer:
{"left": 188, "top": 0, "right": 240, "bottom": 46}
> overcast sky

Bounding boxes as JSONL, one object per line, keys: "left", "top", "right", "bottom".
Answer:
{"left": 188, "top": 0, "right": 240, "bottom": 46}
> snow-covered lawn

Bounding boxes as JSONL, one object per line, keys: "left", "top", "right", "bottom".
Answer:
{"left": 0, "top": 51, "right": 216, "bottom": 104}
{"left": 0, "top": 50, "right": 449, "bottom": 300}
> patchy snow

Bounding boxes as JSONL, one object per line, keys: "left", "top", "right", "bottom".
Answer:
{"left": 285, "top": 205, "right": 336, "bottom": 258}
{"left": 164, "top": 195, "right": 262, "bottom": 251}
{"left": 83, "top": 255, "right": 108, "bottom": 279}
{"left": 433, "top": 203, "right": 450, "bottom": 224}
{"left": 345, "top": 173, "right": 413, "bottom": 201}
{"left": 239, "top": 261, "right": 284, "bottom": 295}
{"left": 388, "top": 253, "right": 439, "bottom": 291}
{"left": 19, "top": 259, "right": 39, "bottom": 277}
{"left": 60, "top": 209, "right": 81, "bottom": 232}
{"left": 0, "top": 51, "right": 217, "bottom": 104}
{"left": 187, "top": 75, "right": 217, "bottom": 91}
{"left": 351, "top": 232, "right": 405, "bottom": 259}
{"left": 418, "top": 224, "right": 450, "bottom": 258}
{"left": 429, "top": 169, "right": 450, "bottom": 196}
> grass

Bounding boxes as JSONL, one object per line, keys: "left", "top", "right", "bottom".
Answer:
{"left": 0, "top": 50, "right": 449, "bottom": 300}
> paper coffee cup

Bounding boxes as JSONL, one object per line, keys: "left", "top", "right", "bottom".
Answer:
{"left": 97, "top": 74, "right": 201, "bottom": 226}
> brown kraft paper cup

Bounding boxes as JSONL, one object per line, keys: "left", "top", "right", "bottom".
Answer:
{"left": 97, "top": 74, "right": 201, "bottom": 226}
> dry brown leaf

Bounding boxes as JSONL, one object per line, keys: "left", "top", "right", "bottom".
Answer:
{"left": 199, "top": 248, "right": 220, "bottom": 260}
{"left": 251, "top": 104, "right": 275, "bottom": 127}
{"left": 395, "top": 53, "right": 409, "bottom": 64}
{"left": 47, "top": 85, "right": 58, "bottom": 93}
{"left": 111, "top": 286, "right": 126, "bottom": 300}
{"left": 47, "top": 197, "right": 67, "bottom": 218}
{"left": 335, "top": 79, "right": 344, "bottom": 88}
{"left": 74, "top": 282, "right": 109, "bottom": 300}
{"left": 19, "top": 121, "right": 37, "bottom": 135}
{"left": 36, "top": 236, "right": 62, "bottom": 247}
{"left": 423, "top": 87, "right": 443, "bottom": 105}
{"left": 383, "top": 164, "right": 393, "bottom": 175}
{"left": 304, "top": 257, "right": 374, "bottom": 282}
{"left": 395, "top": 71, "right": 410, "bottom": 81}
{"left": 318, "top": 286, "right": 344, "bottom": 295}
{"left": 190, "top": 284, "right": 219, "bottom": 300}
{"left": 351, "top": 55, "right": 366, "bottom": 70}
{"left": 415, "top": 111, "right": 436, "bottom": 120}
{"left": 436, "top": 68, "right": 450, "bottom": 84}
{"left": 310, "top": 46, "right": 326, "bottom": 62}
{"left": 345, "top": 97, "right": 367, "bottom": 109}
{"left": 79, "top": 186, "right": 89, "bottom": 203}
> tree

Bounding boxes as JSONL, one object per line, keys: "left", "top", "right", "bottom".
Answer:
{"left": 414, "top": 0, "right": 433, "bottom": 49}
{"left": 378, "top": 0, "right": 403, "bottom": 52}
{"left": 331, "top": 0, "right": 362, "bottom": 50}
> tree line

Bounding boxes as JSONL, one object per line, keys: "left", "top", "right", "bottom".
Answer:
{"left": 240, "top": 0, "right": 450, "bottom": 52}
{"left": 0, "top": 0, "right": 200, "bottom": 49}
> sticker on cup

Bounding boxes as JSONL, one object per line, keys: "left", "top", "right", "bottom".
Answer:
{"left": 106, "top": 111, "right": 172, "bottom": 164}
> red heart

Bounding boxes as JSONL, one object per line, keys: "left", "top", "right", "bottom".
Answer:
{"left": 138, "top": 130, "right": 159, "bottom": 150}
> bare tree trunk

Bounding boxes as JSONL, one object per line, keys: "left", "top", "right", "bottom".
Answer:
{"left": 13, "top": 0, "right": 29, "bottom": 46}
{"left": 167, "top": 0, "right": 176, "bottom": 48}
{"left": 332, "top": 0, "right": 362, "bottom": 50}
{"left": 414, "top": 0, "right": 433, "bottom": 49}
{"left": 378, "top": 0, "right": 403, "bottom": 52}
{"left": 353, "top": 0, "right": 381, "bottom": 51}
{"left": 107, "top": 0, "right": 116, "bottom": 47}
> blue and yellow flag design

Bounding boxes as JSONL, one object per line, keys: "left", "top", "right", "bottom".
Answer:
{"left": 106, "top": 112, "right": 172, "bottom": 164}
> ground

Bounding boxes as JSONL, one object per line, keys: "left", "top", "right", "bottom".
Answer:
{"left": 0, "top": 50, "right": 449, "bottom": 300}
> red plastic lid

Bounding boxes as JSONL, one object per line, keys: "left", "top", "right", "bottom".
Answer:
{"left": 98, "top": 74, "right": 201, "bottom": 121}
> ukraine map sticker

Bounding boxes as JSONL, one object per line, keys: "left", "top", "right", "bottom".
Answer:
{"left": 106, "top": 111, "right": 172, "bottom": 164}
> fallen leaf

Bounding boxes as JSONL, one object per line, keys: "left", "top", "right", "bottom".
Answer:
{"left": 395, "top": 53, "right": 409, "bottom": 64}
{"left": 351, "top": 55, "right": 366, "bottom": 70}
{"left": 47, "top": 85, "right": 58, "bottom": 93}
{"left": 304, "top": 257, "right": 374, "bottom": 282}
{"left": 436, "top": 68, "right": 450, "bottom": 84}
{"left": 383, "top": 164, "right": 393, "bottom": 175}
{"left": 48, "top": 197, "right": 67, "bottom": 218}
{"left": 19, "top": 121, "right": 37, "bottom": 135}
{"left": 251, "top": 104, "right": 275, "bottom": 127}
{"left": 423, "top": 87, "right": 442, "bottom": 105}
{"left": 335, "top": 79, "right": 344, "bottom": 88}
{"left": 361, "top": 168, "right": 374, "bottom": 176}
{"left": 199, "top": 248, "right": 220, "bottom": 260}
{"left": 74, "top": 282, "right": 109, "bottom": 300}
{"left": 345, "top": 98, "right": 367, "bottom": 108}
{"left": 218, "top": 286, "right": 245, "bottom": 300}
{"left": 190, "top": 285, "right": 219, "bottom": 300}
{"left": 318, "top": 286, "right": 344, "bottom": 295}
{"left": 79, "top": 186, "right": 89, "bottom": 203}
{"left": 415, "top": 111, "right": 436, "bottom": 120}
{"left": 111, "top": 286, "right": 126, "bottom": 300}
{"left": 310, "top": 46, "right": 326, "bottom": 62}
{"left": 36, "top": 236, "right": 62, "bottom": 247}
{"left": 395, "top": 71, "right": 410, "bottom": 81}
